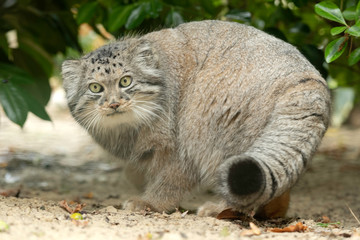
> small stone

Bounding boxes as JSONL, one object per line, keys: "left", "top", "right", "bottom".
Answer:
{"left": 70, "top": 213, "right": 83, "bottom": 220}
{"left": 99, "top": 206, "right": 118, "bottom": 213}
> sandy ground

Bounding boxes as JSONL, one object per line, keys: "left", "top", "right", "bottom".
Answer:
{"left": 0, "top": 89, "right": 360, "bottom": 240}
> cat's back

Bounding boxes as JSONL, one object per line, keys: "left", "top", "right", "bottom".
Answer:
{"left": 161, "top": 20, "right": 328, "bottom": 119}
{"left": 175, "top": 20, "right": 318, "bottom": 80}
{"left": 146, "top": 20, "right": 322, "bottom": 93}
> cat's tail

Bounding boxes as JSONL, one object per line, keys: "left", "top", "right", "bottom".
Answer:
{"left": 218, "top": 77, "right": 331, "bottom": 213}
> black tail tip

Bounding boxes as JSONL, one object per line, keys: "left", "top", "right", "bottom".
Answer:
{"left": 227, "top": 157, "right": 265, "bottom": 196}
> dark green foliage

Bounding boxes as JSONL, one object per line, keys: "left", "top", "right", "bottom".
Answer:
{"left": 0, "top": 0, "right": 80, "bottom": 127}
{"left": 0, "top": 63, "right": 51, "bottom": 127}
{"left": 1, "top": 0, "right": 360, "bottom": 126}
{"left": 315, "top": 1, "right": 360, "bottom": 64}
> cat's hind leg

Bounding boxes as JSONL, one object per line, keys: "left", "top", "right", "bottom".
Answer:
{"left": 218, "top": 78, "right": 330, "bottom": 216}
{"left": 197, "top": 200, "right": 228, "bottom": 217}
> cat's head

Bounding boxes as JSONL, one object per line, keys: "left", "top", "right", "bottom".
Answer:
{"left": 62, "top": 39, "right": 166, "bottom": 131}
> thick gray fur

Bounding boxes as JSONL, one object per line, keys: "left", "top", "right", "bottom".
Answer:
{"left": 62, "top": 20, "right": 331, "bottom": 214}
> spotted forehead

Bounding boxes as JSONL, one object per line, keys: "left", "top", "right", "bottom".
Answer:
{"left": 82, "top": 44, "right": 129, "bottom": 78}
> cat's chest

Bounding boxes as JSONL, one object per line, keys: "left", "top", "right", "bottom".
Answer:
{"left": 90, "top": 127, "right": 137, "bottom": 159}
{"left": 92, "top": 125, "right": 170, "bottom": 162}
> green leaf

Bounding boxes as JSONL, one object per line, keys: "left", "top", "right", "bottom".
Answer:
{"left": 165, "top": 9, "right": 184, "bottom": 27}
{"left": 315, "top": 1, "right": 346, "bottom": 25}
{"left": 317, "top": 222, "right": 341, "bottom": 228}
{"left": 125, "top": 3, "right": 147, "bottom": 29}
{"left": 148, "top": 0, "right": 163, "bottom": 18}
{"left": 348, "top": 47, "right": 360, "bottom": 66}
{"left": 347, "top": 20, "right": 360, "bottom": 37}
{"left": 107, "top": 5, "right": 135, "bottom": 32}
{"left": 0, "top": 63, "right": 36, "bottom": 84}
{"left": 19, "top": 38, "right": 54, "bottom": 77}
{"left": 324, "top": 37, "right": 348, "bottom": 63}
{"left": 0, "top": 63, "right": 51, "bottom": 125}
{"left": 356, "top": 0, "right": 360, "bottom": 21}
{"left": 11, "top": 49, "right": 51, "bottom": 106}
{"left": 200, "top": 0, "right": 224, "bottom": 15}
{"left": 343, "top": 6, "right": 356, "bottom": 21}
{"left": 17, "top": 87, "right": 51, "bottom": 121}
{"left": 0, "top": 79, "right": 28, "bottom": 127}
{"left": 77, "top": 2, "right": 99, "bottom": 25}
{"left": 330, "top": 26, "right": 347, "bottom": 35}
{"left": 225, "top": 9, "right": 251, "bottom": 22}
{"left": 0, "top": 35, "right": 9, "bottom": 57}
{"left": 47, "top": 12, "right": 82, "bottom": 52}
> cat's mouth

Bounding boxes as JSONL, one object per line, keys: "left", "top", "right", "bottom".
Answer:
{"left": 106, "top": 111, "right": 126, "bottom": 117}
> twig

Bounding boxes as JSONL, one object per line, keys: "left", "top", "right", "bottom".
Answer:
{"left": 59, "top": 200, "right": 86, "bottom": 214}
{"left": 346, "top": 203, "right": 360, "bottom": 225}
{"left": 340, "top": 0, "right": 344, "bottom": 11}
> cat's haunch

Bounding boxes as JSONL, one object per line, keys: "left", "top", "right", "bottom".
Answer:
{"left": 62, "top": 20, "right": 330, "bottom": 218}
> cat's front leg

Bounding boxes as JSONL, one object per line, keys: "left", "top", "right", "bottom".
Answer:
{"left": 123, "top": 164, "right": 196, "bottom": 212}
{"left": 123, "top": 197, "right": 155, "bottom": 211}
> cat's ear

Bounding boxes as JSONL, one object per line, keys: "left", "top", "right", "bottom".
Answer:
{"left": 61, "top": 59, "right": 82, "bottom": 101}
{"left": 132, "top": 39, "right": 159, "bottom": 69}
{"left": 62, "top": 59, "right": 81, "bottom": 81}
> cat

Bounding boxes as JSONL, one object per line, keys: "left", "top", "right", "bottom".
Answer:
{"left": 62, "top": 20, "right": 331, "bottom": 218}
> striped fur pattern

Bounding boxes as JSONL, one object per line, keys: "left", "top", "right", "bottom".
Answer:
{"left": 62, "top": 20, "right": 331, "bottom": 215}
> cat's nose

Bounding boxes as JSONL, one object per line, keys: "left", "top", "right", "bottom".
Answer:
{"left": 109, "top": 102, "right": 120, "bottom": 109}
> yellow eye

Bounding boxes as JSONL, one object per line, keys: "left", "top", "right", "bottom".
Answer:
{"left": 89, "top": 83, "right": 103, "bottom": 93}
{"left": 119, "top": 76, "right": 132, "bottom": 88}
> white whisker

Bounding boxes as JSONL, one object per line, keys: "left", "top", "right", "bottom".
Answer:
{"left": 75, "top": 107, "right": 103, "bottom": 132}
{"left": 131, "top": 99, "right": 169, "bottom": 128}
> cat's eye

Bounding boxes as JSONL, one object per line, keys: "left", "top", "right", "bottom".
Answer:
{"left": 119, "top": 76, "right": 132, "bottom": 88}
{"left": 89, "top": 83, "right": 104, "bottom": 93}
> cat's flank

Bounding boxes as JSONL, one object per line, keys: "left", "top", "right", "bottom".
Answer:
{"left": 62, "top": 20, "right": 330, "bottom": 218}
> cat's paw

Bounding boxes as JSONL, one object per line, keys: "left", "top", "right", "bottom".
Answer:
{"left": 123, "top": 198, "right": 155, "bottom": 212}
{"left": 197, "top": 201, "right": 227, "bottom": 217}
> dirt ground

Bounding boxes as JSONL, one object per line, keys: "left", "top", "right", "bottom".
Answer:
{"left": 0, "top": 88, "right": 360, "bottom": 240}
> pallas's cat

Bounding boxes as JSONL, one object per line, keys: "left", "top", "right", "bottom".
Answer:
{"left": 62, "top": 20, "right": 330, "bottom": 218}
